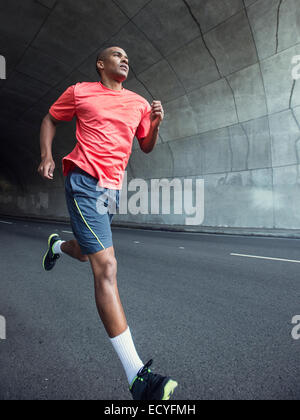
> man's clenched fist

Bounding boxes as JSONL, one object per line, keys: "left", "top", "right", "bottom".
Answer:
{"left": 38, "top": 157, "right": 55, "bottom": 180}
{"left": 150, "top": 101, "right": 164, "bottom": 128}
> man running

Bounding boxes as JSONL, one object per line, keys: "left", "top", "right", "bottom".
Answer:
{"left": 38, "top": 46, "right": 178, "bottom": 400}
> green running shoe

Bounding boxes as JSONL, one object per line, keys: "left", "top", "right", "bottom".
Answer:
{"left": 42, "top": 234, "right": 61, "bottom": 272}
{"left": 130, "top": 360, "right": 178, "bottom": 401}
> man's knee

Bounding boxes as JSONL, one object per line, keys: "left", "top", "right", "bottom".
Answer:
{"left": 92, "top": 254, "right": 118, "bottom": 285}
{"left": 102, "top": 256, "right": 117, "bottom": 279}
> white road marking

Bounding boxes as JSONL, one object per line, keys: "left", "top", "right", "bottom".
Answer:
{"left": 231, "top": 253, "right": 300, "bottom": 264}
{"left": 179, "top": 247, "right": 185, "bottom": 249}
{"left": 62, "top": 231, "right": 73, "bottom": 234}
{"left": 134, "top": 241, "right": 140, "bottom": 244}
{"left": 0, "top": 221, "right": 13, "bottom": 225}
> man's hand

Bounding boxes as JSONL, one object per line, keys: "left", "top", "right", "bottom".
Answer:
{"left": 138, "top": 100, "right": 164, "bottom": 153}
{"left": 38, "top": 157, "right": 55, "bottom": 180}
{"left": 150, "top": 101, "right": 164, "bottom": 128}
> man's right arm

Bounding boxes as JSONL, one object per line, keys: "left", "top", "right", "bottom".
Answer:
{"left": 38, "top": 85, "right": 76, "bottom": 180}
{"left": 38, "top": 113, "right": 61, "bottom": 180}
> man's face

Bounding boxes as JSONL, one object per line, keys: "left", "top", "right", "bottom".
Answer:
{"left": 98, "top": 47, "right": 129, "bottom": 82}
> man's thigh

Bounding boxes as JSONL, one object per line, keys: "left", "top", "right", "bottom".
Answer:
{"left": 65, "top": 169, "right": 114, "bottom": 256}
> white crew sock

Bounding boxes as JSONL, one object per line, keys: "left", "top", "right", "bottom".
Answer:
{"left": 52, "top": 240, "right": 66, "bottom": 255}
{"left": 110, "top": 327, "right": 144, "bottom": 385}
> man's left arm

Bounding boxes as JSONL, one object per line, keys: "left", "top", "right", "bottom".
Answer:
{"left": 139, "top": 101, "right": 164, "bottom": 154}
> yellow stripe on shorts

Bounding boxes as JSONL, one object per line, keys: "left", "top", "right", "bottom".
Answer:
{"left": 74, "top": 198, "right": 105, "bottom": 250}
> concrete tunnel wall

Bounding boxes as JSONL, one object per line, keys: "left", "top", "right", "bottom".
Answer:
{"left": 0, "top": 0, "right": 300, "bottom": 233}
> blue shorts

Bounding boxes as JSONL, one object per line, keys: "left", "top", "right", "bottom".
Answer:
{"left": 65, "top": 166, "right": 120, "bottom": 255}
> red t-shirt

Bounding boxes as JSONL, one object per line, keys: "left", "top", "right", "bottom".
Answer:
{"left": 49, "top": 82, "right": 152, "bottom": 190}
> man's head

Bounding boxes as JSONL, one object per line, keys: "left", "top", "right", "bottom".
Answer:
{"left": 96, "top": 47, "right": 129, "bottom": 82}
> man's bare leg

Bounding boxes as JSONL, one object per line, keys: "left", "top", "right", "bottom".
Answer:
{"left": 61, "top": 240, "right": 89, "bottom": 263}
{"left": 59, "top": 241, "right": 127, "bottom": 336}
{"left": 88, "top": 246, "right": 127, "bottom": 337}
{"left": 88, "top": 246, "right": 144, "bottom": 385}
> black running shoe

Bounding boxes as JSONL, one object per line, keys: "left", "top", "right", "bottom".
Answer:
{"left": 43, "top": 234, "right": 61, "bottom": 272}
{"left": 130, "top": 360, "right": 178, "bottom": 401}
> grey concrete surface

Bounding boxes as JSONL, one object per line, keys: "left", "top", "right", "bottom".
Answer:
{"left": 0, "top": 0, "right": 300, "bottom": 234}
{"left": 0, "top": 219, "right": 300, "bottom": 400}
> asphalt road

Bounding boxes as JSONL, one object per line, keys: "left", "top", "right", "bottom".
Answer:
{"left": 0, "top": 218, "right": 300, "bottom": 400}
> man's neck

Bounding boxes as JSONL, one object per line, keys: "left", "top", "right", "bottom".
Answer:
{"left": 100, "top": 76, "right": 123, "bottom": 91}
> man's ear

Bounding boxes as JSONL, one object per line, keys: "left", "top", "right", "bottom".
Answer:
{"left": 97, "top": 60, "right": 104, "bottom": 71}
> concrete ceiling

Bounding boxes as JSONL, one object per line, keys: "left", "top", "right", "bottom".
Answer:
{"left": 0, "top": 0, "right": 256, "bottom": 187}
